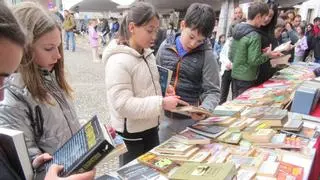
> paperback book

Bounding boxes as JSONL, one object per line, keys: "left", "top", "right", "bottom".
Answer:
{"left": 154, "top": 139, "right": 195, "bottom": 155}
{"left": 0, "top": 128, "right": 33, "bottom": 180}
{"left": 157, "top": 65, "right": 173, "bottom": 97}
{"left": 116, "top": 163, "right": 160, "bottom": 180}
{"left": 171, "top": 106, "right": 214, "bottom": 117}
{"left": 172, "top": 129, "right": 211, "bottom": 145}
{"left": 187, "top": 124, "right": 227, "bottom": 139}
{"left": 137, "top": 152, "right": 180, "bottom": 174}
{"left": 45, "top": 115, "right": 114, "bottom": 176}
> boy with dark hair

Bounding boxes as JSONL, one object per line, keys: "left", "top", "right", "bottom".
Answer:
{"left": 156, "top": 3, "right": 221, "bottom": 142}
{"left": 230, "top": 2, "right": 281, "bottom": 98}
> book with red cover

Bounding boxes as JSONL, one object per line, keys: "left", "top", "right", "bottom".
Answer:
{"left": 277, "top": 161, "right": 303, "bottom": 180}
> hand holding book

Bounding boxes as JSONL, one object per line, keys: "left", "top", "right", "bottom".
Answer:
{"left": 163, "top": 95, "right": 189, "bottom": 111}
{"left": 45, "top": 164, "right": 95, "bottom": 180}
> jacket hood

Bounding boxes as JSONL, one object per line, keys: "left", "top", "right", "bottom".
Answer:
{"left": 233, "top": 23, "right": 257, "bottom": 40}
{"left": 164, "top": 33, "right": 212, "bottom": 52}
{"left": 102, "top": 39, "right": 154, "bottom": 63}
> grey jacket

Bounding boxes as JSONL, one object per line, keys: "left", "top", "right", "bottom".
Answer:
{"left": 156, "top": 33, "right": 221, "bottom": 112}
{"left": 0, "top": 72, "right": 80, "bottom": 159}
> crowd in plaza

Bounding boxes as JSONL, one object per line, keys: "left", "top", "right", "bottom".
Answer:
{"left": 1, "top": 0, "right": 320, "bottom": 180}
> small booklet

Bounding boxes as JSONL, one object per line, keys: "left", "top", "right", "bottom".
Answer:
{"left": 0, "top": 128, "right": 33, "bottom": 180}
{"left": 44, "top": 115, "right": 114, "bottom": 177}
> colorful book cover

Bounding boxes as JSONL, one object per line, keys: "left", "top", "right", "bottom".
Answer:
{"left": 277, "top": 161, "right": 304, "bottom": 180}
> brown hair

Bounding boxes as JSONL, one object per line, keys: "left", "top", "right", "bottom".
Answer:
{"left": 118, "top": 2, "right": 159, "bottom": 45}
{"left": 13, "top": 2, "right": 72, "bottom": 103}
{"left": 0, "top": 3, "right": 25, "bottom": 47}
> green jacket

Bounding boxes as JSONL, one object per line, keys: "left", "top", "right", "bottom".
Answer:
{"left": 63, "top": 15, "right": 75, "bottom": 32}
{"left": 230, "top": 23, "right": 269, "bottom": 81}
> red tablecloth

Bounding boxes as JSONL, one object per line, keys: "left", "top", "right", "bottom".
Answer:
{"left": 309, "top": 104, "right": 320, "bottom": 180}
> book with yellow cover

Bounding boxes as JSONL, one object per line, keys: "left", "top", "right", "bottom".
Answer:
{"left": 137, "top": 152, "right": 180, "bottom": 174}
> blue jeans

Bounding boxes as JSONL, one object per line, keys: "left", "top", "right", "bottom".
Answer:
{"left": 315, "top": 57, "right": 320, "bottom": 63}
{"left": 65, "top": 31, "right": 75, "bottom": 51}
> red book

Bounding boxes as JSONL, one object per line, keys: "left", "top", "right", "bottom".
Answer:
{"left": 277, "top": 161, "right": 303, "bottom": 180}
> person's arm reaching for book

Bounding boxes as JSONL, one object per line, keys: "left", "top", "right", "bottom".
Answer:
{"left": 196, "top": 49, "right": 221, "bottom": 119}
{"left": 106, "top": 55, "right": 182, "bottom": 119}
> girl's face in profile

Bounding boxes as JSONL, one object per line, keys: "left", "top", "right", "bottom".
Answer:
{"left": 33, "top": 27, "right": 61, "bottom": 71}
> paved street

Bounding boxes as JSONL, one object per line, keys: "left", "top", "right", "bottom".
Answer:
{"left": 64, "top": 36, "right": 119, "bottom": 177}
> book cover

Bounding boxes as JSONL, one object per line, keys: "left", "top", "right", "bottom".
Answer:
{"left": 197, "top": 116, "right": 231, "bottom": 126}
{"left": 116, "top": 163, "right": 160, "bottom": 180}
{"left": 168, "top": 162, "right": 236, "bottom": 180}
{"left": 277, "top": 161, "right": 303, "bottom": 180}
{"left": 157, "top": 65, "right": 173, "bottom": 97}
{"left": 137, "top": 152, "right": 180, "bottom": 174}
{"left": 213, "top": 105, "right": 245, "bottom": 117}
{"left": 155, "top": 139, "right": 195, "bottom": 155}
{"left": 171, "top": 106, "right": 214, "bottom": 117}
{"left": 45, "top": 115, "right": 114, "bottom": 176}
{"left": 236, "top": 168, "right": 256, "bottom": 180}
{"left": 242, "top": 129, "right": 276, "bottom": 143}
{"left": 270, "top": 55, "right": 291, "bottom": 67}
{"left": 273, "top": 41, "right": 292, "bottom": 52}
{"left": 153, "top": 147, "right": 200, "bottom": 161}
{"left": 187, "top": 125, "right": 227, "bottom": 139}
{"left": 172, "top": 129, "right": 211, "bottom": 145}
{"left": 257, "top": 161, "right": 280, "bottom": 177}
{"left": 283, "top": 112, "right": 303, "bottom": 132}
{"left": 0, "top": 128, "right": 33, "bottom": 180}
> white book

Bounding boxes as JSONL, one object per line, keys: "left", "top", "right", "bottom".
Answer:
{"left": 0, "top": 128, "right": 33, "bottom": 180}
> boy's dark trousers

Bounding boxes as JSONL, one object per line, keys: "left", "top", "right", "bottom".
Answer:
{"left": 219, "top": 70, "right": 232, "bottom": 104}
{"left": 117, "top": 126, "right": 159, "bottom": 166}
{"left": 231, "top": 78, "right": 255, "bottom": 99}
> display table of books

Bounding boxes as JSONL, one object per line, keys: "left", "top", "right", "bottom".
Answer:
{"left": 107, "top": 62, "right": 320, "bottom": 180}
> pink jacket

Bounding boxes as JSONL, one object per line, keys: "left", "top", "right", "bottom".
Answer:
{"left": 89, "top": 26, "right": 99, "bottom": 47}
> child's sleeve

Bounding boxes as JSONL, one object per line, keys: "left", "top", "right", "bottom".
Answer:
{"left": 200, "top": 49, "right": 221, "bottom": 112}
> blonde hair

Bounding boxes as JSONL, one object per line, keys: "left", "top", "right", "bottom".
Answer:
{"left": 13, "top": 2, "right": 72, "bottom": 103}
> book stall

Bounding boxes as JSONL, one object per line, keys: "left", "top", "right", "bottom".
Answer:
{"left": 108, "top": 62, "right": 320, "bottom": 180}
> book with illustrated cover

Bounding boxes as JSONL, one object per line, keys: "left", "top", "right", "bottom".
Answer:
{"left": 260, "top": 108, "right": 288, "bottom": 127}
{"left": 45, "top": 115, "right": 114, "bottom": 177}
{"left": 168, "top": 162, "right": 236, "bottom": 180}
{"left": 137, "top": 152, "right": 180, "bottom": 174}
{"left": 116, "top": 163, "right": 160, "bottom": 180}
{"left": 187, "top": 124, "right": 227, "bottom": 139}
{"left": 172, "top": 129, "right": 211, "bottom": 145}
{"left": 229, "top": 118, "right": 256, "bottom": 132}
{"left": 171, "top": 106, "right": 214, "bottom": 117}
{"left": 277, "top": 161, "right": 303, "bottom": 180}
{"left": 217, "top": 131, "right": 242, "bottom": 144}
{"left": 0, "top": 128, "right": 33, "bottom": 180}
{"left": 228, "top": 155, "right": 255, "bottom": 169}
{"left": 154, "top": 139, "right": 195, "bottom": 155}
{"left": 196, "top": 116, "right": 231, "bottom": 126}
{"left": 157, "top": 65, "right": 173, "bottom": 97}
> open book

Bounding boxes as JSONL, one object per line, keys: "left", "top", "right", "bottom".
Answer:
{"left": 270, "top": 54, "right": 291, "bottom": 67}
{"left": 45, "top": 115, "right": 114, "bottom": 176}
{"left": 0, "top": 128, "right": 33, "bottom": 180}
{"left": 273, "top": 41, "right": 292, "bottom": 52}
{"left": 170, "top": 105, "right": 214, "bottom": 117}
{"left": 157, "top": 65, "right": 173, "bottom": 96}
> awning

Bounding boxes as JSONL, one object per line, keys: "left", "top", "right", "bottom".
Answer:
{"left": 70, "top": 0, "right": 310, "bottom": 13}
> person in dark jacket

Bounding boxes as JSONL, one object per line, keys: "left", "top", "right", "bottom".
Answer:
{"left": 255, "top": 1, "right": 279, "bottom": 85}
{"left": 156, "top": 3, "right": 220, "bottom": 142}
{"left": 0, "top": 2, "right": 95, "bottom": 180}
{"left": 230, "top": 2, "right": 281, "bottom": 98}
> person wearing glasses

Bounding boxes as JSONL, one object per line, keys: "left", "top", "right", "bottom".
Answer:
{"left": 156, "top": 3, "right": 221, "bottom": 142}
{"left": 0, "top": 2, "right": 83, "bottom": 178}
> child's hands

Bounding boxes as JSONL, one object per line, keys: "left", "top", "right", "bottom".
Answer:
{"left": 162, "top": 96, "right": 189, "bottom": 111}
{"left": 165, "top": 85, "right": 175, "bottom": 96}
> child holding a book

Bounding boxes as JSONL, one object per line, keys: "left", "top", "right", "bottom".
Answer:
{"left": 104, "top": 2, "right": 184, "bottom": 165}
{"left": 0, "top": 2, "right": 84, "bottom": 178}
{"left": 0, "top": 3, "right": 95, "bottom": 180}
{"left": 156, "top": 3, "right": 221, "bottom": 142}
{"left": 230, "top": 2, "right": 281, "bottom": 98}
